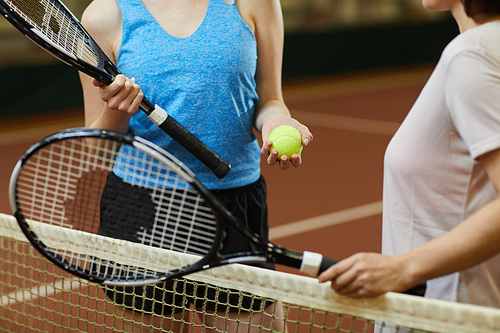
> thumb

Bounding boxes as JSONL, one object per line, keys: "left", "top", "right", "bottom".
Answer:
{"left": 92, "top": 78, "right": 106, "bottom": 87}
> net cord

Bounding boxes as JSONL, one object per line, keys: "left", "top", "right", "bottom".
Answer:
{"left": 1, "top": 212, "right": 500, "bottom": 333}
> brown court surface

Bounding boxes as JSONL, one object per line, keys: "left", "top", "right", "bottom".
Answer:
{"left": 0, "top": 65, "right": 432, "bottom": 306}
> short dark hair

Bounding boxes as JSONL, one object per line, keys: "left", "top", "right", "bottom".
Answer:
{"left": 462, "top": 0, "right": 500, "bottom": 18}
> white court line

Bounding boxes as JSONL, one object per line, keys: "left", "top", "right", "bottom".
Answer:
{"left": 282, "top": 67, "right": 432, "bottom": 103}
{"left": 2, "top": 277, "right": 80, "bottom": 307}
{"left": 269, "top": 201, "right": 383, "bottom": 241}
{"left": 291, "top": 110, "right": 400, "bottom": 136}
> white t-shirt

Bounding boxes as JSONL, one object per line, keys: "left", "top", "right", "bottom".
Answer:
{"left": 382, "top": 22, "right": 500, "bottom": 307}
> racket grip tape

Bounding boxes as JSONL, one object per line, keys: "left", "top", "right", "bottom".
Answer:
{"left": 301, "top": 251, "right": 427, "bottom": 297}
{"left": 147, "top": 106, "right": 231, "bottom": 179}
{"left": 404, "top": 283, "right": 427, "bottom": 297}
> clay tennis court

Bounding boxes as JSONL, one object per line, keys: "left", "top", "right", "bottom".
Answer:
{"left": 0, "top": 65, "right": 433, "bottom": 330}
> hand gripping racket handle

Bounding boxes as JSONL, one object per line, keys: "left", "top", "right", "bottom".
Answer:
{"left": 301, "top": 251, "right": 427, "bottom": 297}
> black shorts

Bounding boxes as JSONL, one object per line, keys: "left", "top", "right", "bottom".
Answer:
{"left": 99, "top": 173, "right": 274, "bottom": 314}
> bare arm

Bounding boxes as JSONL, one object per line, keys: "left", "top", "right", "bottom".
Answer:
{"left": 238, "top": 0, "right": 312, "bottom": 170}
{"left": 319, "top": 148, "right": 500, "bottom": 298}
{"left": 80, "top": 0, "right": 143, "bottom": 132}
{"left": 406, "top": 149, "right": 500, "bottom": 280}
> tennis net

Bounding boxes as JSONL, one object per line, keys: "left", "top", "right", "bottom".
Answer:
{"left": 1, "top": 212, "right": 500, "bottom": 333}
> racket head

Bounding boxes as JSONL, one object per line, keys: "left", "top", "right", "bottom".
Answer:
{"left": 0, "top": 0, "right": 115, "bottom": 83}
{"left": 9, "top": 128, "right": 237, "bottom": 285}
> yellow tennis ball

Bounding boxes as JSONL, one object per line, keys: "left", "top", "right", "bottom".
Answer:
{"left": 268, "top": 125, "right": 303, "bottom": 159}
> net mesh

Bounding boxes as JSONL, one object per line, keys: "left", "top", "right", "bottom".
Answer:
{"left": 1, "top": 212, "right": 500, "bottom": 333}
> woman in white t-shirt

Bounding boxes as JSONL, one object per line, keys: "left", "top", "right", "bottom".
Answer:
{"left": 319, "top": 0, "right": 500, "bottom": 307}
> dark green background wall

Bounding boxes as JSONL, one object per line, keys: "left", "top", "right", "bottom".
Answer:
{"left": 282, "top": 18, "right": 458, "bottom": 79}
{"left": 0, "top": 18, "right": 458, "bottom": 119}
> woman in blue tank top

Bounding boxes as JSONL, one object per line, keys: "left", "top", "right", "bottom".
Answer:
{"left": 79, "top": 0, "right": 313, "bottom": 332}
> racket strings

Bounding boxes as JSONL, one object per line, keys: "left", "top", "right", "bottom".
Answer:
{"left": 17, "top": 138, "right": 120, "bottom": 270}
{"left": 119, "top": 148, "right": 218, "bottom": 256}
{"left": 144, "top": 188, "right": 217, "bottom": 255}
{"left": 6, "top": 0, "right": 99, "bottom": 66}
{"left": 17, "top": 138, "right": 119, "bottom": 225}
{"left": 16, "top": 136, "right": 219, "bottom": 282}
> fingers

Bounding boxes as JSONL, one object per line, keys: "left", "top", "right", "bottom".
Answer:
{"left": 262, "top": 146, "right": 302, "bottom": 170}
{"left": 92, "top": 78, "right": 106, "bottom": 88}
{"left": 318, "top": 253, "right": 408, "bottom": 298}
{"left": 318, "top": 258, "right": 351, "bottom": 284}
{"left": 95, "top": 75, "right": 144, "bottom": 115}
{"left": 330, "top": 272, "right": 367, "bottom": 298}
{"left": 300, "top": 126, "right": 313, "bottom": 148}
{"left": 261, "top": 139, "right": 303, "bottom": 170}
{"left": 317, "top": 260, "right": 370, "bottom": 298}
{"left": 317, "top": 253, "right": 384, "bottom": 298}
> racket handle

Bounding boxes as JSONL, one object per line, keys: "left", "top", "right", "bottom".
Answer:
{"left": 145, "top": 103, "right": 231, "bottom": 179}
{"left": 404, "top": 283, "right": 427, "bottom": 297}
{"left": 302, "top": 251, "right": 427, "bottom": 297}
{"left": 318, "top": 255, "right": 339, "bottom": 274}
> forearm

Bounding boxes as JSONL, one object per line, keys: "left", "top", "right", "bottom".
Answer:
{"left": 86, "top": 105, "right": 132, "bottom": 133}
{"left": 318, "top": 197, "right": 500, "bottom": 297}
{"left": 405, "top": 197, "right": 500, "bottom": 285}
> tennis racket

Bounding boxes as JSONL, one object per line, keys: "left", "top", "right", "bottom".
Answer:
{"left": 9, "top": 128, "right": 426, "bottom": 296}
{"left": 0, "top": 0, "right": 230, "bottom": 179}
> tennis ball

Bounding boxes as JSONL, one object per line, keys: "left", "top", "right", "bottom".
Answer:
{"left": 268, "top": 125, "right": 303, "bottom": 159}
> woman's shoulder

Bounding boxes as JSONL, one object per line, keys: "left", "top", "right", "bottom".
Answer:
{"left": 81, "top": 0, "right": 122, "bottom": 61}
{"left": 445, "top": 22, "right": 500, "bottom": 56}
{"left": 236, "top": 0, "right": 282, "bottom": 33}
{"left": 82, "top": 0, "right": 120, "bottom": 29}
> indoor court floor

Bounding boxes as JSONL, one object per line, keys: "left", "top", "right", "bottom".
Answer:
{"left": 0, "top": 65, "right": 433, "bottom": 277}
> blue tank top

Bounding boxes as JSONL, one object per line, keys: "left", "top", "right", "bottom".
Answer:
{"left": 115, "top": 0, "right": 260, "bottom": 190}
